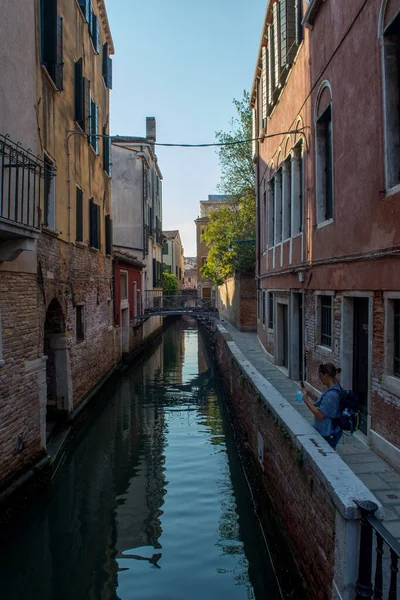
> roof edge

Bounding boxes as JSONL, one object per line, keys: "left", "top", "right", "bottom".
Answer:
{"left": 97, "top": 0, "right": 115, "bottom": 54}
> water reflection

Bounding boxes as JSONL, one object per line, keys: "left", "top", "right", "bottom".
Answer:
{"left": 1, "top": 319, "right": 281, "bottom": 600}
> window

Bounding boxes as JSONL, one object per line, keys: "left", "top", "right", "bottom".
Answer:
{"left": 90, "top": 98, "right": 99, "bottom": 153}
{"left": 316, "top": 104, "right": 334, "bottom": 223}
{"left": 40, "top": 0, "right": 63, "bottom": 89}
{"left": 120, "top": 272, "right": 128, "bottom": 300}
{"left": 90, "top": 8, "right": 100, "bottom": 53}
{"left": 262, "top": 291, "right": 266, "bottom": 325}
{"left": 268, "top": 292, "right": 274, "bottom": 329}
{"left": 43, "top": 153, "right": 55, "bottom": 229}
{"left": 291, "top": 143, "right": 304, "bottom": 235}
{"left": 78, "top": 0, "right": 91, "bottom": 23}
{"left": 188, "top": 277, "right": 191, "bottom": 283}
{"left": 282, "top": 157, "right": 292, "bottom": 240}
{"left": 320, "top": 296, "right": 332, "bottom": 347}
{"left": 75, "top": 61, "right": 90, "bottom": 132}
{"left": 76, "top": 187, "right": 83, "bottom": 242}
{"left": 143, "top": 168, "right": 148, "bottom": 201}
{"left": 102, "top": 42, "right": 113, "bottom": 89}
{"left": 201, "top": 257, "right": 207, "bottom": 266}
{"left": 162, "top": 242, "right": 169, "bottom": 255}
{"left": 268, "top": 180, "right": 275, "bottom": 246}
{"left": 105, "top": 214, "right": 112, "bottom": 255}
{"left": 382, "top": 13, "right": 400, "bottom": 190}
{"left": 76, "top": 305, "right": 85, "bottom": 342}
{"left": 275, "top": 170, "right": 283, "bottom": 244}
{"left": 394, "top": 300, "right": 400, "bottom": 377}
{"left": 89, "top": 198, "right": 100, "bottom": 249}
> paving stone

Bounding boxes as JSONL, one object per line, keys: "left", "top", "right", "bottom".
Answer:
{"left": 374, "top": 490, "right": 400, "bottom": 506}
{"left": 384, "top": 521, "right": 400, "bottom": 540}
{"left": 379, "top": 471, "right": 400, "bottom": 483}
{"left": 355, "top": 474, "right": 391, "bottom": 490}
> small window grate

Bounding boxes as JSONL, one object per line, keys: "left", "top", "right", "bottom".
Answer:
{"left": 320, "top": 296, "right": 332, "bottom": 347}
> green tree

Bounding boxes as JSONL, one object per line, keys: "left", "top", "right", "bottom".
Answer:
{"left": 201, "top": 91, "right": 256, "bottom": 286}
{"left": 162, "top": 268, "right": 178, "bottom": 294}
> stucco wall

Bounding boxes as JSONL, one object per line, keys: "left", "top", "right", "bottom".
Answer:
{"left": 218, "top": 274, "right": 257, "bottom": 332}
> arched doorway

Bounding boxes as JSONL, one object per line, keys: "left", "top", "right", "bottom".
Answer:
{"left": 44, "top": 299, "right": 72, "bottom": 438}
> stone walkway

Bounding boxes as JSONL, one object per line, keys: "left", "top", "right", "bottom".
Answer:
{"left": 220, "top": 321, "right": 400, "bottom": 541}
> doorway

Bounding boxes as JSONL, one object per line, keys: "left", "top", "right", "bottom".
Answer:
{"left": 290, "top": 293, "right": 304, "bottom": 381}
{"left": 353, "top": 298, "right": 369, "bottom": 434}
{"left": 277, "top": 302, "right": 289, "bottom": 370}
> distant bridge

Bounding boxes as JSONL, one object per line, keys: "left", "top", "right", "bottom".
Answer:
{"left": 135, "top": 293, "right": 219, "bottom": 321}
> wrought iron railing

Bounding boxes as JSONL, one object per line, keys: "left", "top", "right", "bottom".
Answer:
{"left": 355, "top": 500, "right": 399, "bottom": 599}
{"left": 0, "top": 134, "right": 52, "bottom": 230}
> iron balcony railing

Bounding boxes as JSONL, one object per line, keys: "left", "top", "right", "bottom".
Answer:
{"left": 355, "top": 500, "right": 399, "bottom": 600}
{"left": 0, "top": 133, "right": 53, "bottom": 230}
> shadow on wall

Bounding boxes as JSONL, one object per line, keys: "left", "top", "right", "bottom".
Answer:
{"left": 217, "top": 273, "right": 257, "bottom": 332}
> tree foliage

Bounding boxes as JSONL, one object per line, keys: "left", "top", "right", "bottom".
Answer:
{"left": 201, "top": 91, "right": 256, "bottom": 287}
{"left": 162, "top": 269, "right": 178, "bottom": 293}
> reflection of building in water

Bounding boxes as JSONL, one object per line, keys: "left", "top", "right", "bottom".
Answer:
{"left": 115, "top": 341, "right": 166, "bottom": 555}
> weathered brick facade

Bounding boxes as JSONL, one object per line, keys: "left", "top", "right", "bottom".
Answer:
{"left": 0, "top": 272, "right": 44, "bottom": 486}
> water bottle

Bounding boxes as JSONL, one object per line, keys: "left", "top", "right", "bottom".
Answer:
{"left": 296, "top": 390, "right": 304, "bottom": 403}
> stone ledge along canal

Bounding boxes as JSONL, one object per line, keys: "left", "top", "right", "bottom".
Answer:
{"left": 1, "top": 319, "right": 301, "bottom": 600}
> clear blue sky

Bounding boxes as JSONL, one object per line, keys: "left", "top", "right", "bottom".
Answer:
{"left": 107, "top": 0, "right": 266, "bottom": 256}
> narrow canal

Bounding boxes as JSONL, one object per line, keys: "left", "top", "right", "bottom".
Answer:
{"left": 2, "top": 320, "right": 287, "bottom": 600}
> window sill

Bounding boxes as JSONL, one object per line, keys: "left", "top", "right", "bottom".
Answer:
{"left": 42, "top": 226, "right": 61, "bottom": 238}
{"left": 316, "top": 218, "right": 333, "bottom": 230}
{"left": 108, "top": 325, "right": 114, "bottom": 332}
{"left": 385, "top": 183, "right": 400, "bottom": 198}
{"left": 316, "top": 344, "right": 333, "bottom": 355}
{"left": 268, "top": 328, "right": 274, "bottom": 333}
{"left": 75, "top": 241, "right": 87, "bottom": 248}
{"left": 41, "top": 65, "right": 61, "bottom": 92}
{"left": 381, "top": 374, "right": 400, "bottom": 397}
{"left": 89, "top": 246, "right": 100, "bottom": 253}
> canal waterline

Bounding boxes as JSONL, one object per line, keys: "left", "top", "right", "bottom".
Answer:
{"left": 2, "top": 320, "right": 286, "bottom": 599}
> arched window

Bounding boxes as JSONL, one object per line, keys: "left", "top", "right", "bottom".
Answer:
{"left": 315, "top": 82, "right": 334, "bottom": 224}
{"left": 380, "top": 3, "right": 400, "bottom": 191}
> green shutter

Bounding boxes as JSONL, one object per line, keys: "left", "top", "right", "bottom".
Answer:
{"left": 55, "top": 15, "right": 63, "bottom": 89}
{"left": 86, "top": 0, "right": 91, "bottom": 24}
{"left": 89, "top": 197, "right": 94, "bottom": 247}
{"left": 96, "top": 203, "right": 100, "bottom": 248}
{"left": 83, "top": 78, "right": 91, "bottom": 133}
{"left": 76, "top": 188, "right": 83, "bottom": 242}
{"left": 74, "top": 59, "right": 83, "bottom": 123}
{"left": 90, "top": 100, "right": 98, "bottom": 151}
{"left": 102, "top": 42, "right": 108, "bottom": 78}
{"left": 105, "top": 215, "right": 112, "bottom": 255}
{"left": 91, "top": 13, "right": 100, "bottom": 53}
{"left": 106, "top": 57, "right": 112, "bottom": 89}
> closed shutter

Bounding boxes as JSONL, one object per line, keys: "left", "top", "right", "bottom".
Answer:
{"left": 267, "top": 25, "right": 275, "bottom": 106}
{"left": 76, "top": 188, "right": 83, "bottom": 242}
{"left": 96, "top": 202, "right": 100, "bottom": 248}
{"left": 295, "top": 0, "right": 303, "bottom": 45}
{"left": 89, "top": 198, "right": 100, "bottom": 249}
{"left": 273, "top": 2, "right": 281, "bottom": 88}
{"left": 261, "top": 45, "right": 267, "bottom": 125}
{"left": 106, "top": 57, "right": 113, "bottom": 89}
{"left": 280, "top": 0, "right": 297, "bottom": 68}
{"left": 74, "top": 59, "right": 83, "bottom": 123}
{"left": 105, "top": 215, "right": 112, "bottom": 255}
{"left": 90, "top": 100, "right": 98, "bottom": 152}
{"left": 83, "top": 78, "right": 91, "bottom": 133}
{"left": 102, "top": 42, "right": 108, "bottom": 79}
{"left": 103, "top": 125, "right": 109, "bottom": 173}
{"left": 89, "top": 198, "right": 94, "bottom": 247}
{"left": 91, "top": 13, "right": 100, "bottom": 53}
{"left": 55, "top": 15, "right": 63, "bottom": 90}
{"left": 86, "top": 0, "right": 91, "bottom": 25}
{"left": 153, "top": 258, "right": 157, "bottom": 288}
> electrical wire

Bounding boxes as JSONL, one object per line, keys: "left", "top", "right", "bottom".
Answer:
{"left": 114, "top": 129, "right": 306, "bottom": 149}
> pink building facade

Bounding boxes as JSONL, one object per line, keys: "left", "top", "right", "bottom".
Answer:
{"left": 252, "top": 0, "right": 400, "bottom": 466}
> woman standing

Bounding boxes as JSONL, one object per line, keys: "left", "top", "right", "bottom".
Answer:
{"left": 301, "top": 362, "right": 342, "bottom": 449}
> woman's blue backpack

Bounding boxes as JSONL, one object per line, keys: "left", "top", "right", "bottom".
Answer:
{"left": 334, "top": 387, "right": 360, "bottom": 433}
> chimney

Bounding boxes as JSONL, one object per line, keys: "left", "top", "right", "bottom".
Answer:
{"left": 146, "top": 117, "right": 156, "bottom": 146}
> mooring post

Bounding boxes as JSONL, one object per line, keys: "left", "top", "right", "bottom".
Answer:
{"left": 354, "top": 500, "right": 379, "bottom": 600}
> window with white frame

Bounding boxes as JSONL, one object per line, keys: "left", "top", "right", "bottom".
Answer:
{"left": 316, "top": 103, "right": 334, "bottom": 224}
{"left": 382, "top": 12, "right": 400, "bottom": 190}
{"left": 318, "top": 295, "right": 333, "bottom": 348}
{"left": 120, "top": 272, "right": 128, "bottom": 301}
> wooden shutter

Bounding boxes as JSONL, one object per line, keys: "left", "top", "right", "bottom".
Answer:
{"left": 261, "top": 45, "right": 267, "bottom": 125}
{"left": 76, "top": 188, "right": 83, "bottom": 242}
{"left": 96, "top": 202, "right": 100, "bottom": 248}
{"left": 86, "top": 0, "right": 91, "bottom": 24}
{"left": 273, "top": 2, "right": 281, "bottom": 87}
{"left": 105, "top": 215, "right": 112, "bottom": 255}
{"left": 295, "top": 0, "right": 303, "bottom": 45}
{"left": 106, "top": 57, "right": 112, "bottom": 89}
{"left": 90, "top": 100, "right": 98, "bottom": 151}
{"left": 280, "top": 0, "right": 297, "bottom": 68}
{"left": 102, "top": 42, "right": 108, "bottom": 79}
{"left": 89, "top": 198, "right": 94, "bottom": 247}
{"left": 91, "top": 13, "right": 100, "bottom": 53}
{"left": 267, "top": 24, "right": 275, "bottom": 106}
{"left": 74, "top": 59, "right": 83, "bottom": 123}
{"left": 55, "top": 15, "right": 63, "bottom": 89}
{"left": 103, "top": 125, "right": 109, "bottom": 173}
{"left": 83, "top": 78, "right": 91, "bottom": 133}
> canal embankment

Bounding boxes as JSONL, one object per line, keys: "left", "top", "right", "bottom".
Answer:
{"left": 215, "top": 322, "right": 384, "bottom": 600}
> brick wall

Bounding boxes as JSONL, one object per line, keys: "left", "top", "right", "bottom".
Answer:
{"left": 216, "top": 332, "right": 335, "bottom": 600}
{"left": 218, "top": 274, "right": 257, "bottom": 332}
{"left": 371, "top": 293, "right": 400, "bottom": 448}
{"left": 38, "top": 232, "right": 117, "bottom": 406}
{"left": 0, "top": 272, "right": 43, "bottom": 486}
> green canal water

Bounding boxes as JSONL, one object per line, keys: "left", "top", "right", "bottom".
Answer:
{"left": 1, "top": 320, "right": 286, "bottom": 600}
